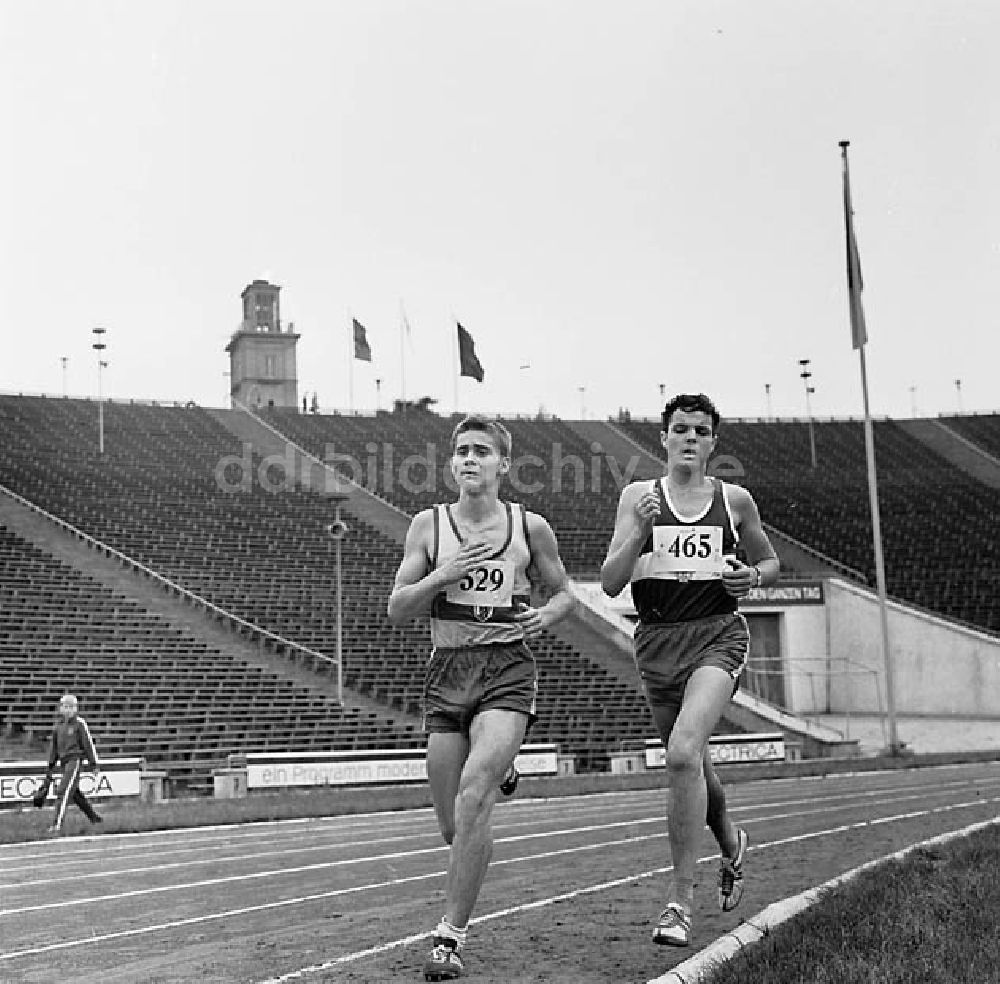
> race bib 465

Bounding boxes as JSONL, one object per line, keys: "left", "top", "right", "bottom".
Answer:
{"left": 646, "top": 525, "right": 726, "bottom": 580}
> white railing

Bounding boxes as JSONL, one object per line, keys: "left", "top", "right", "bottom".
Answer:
{"left": 742, "top": 655, "right": 885, "bottom": 747}
{"left": 0, "top": 390, "right": 200, "bottom": 407}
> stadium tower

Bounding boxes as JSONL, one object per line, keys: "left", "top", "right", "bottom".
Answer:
{"left": 226, "top": 279, "right": 300, "bottom": 409}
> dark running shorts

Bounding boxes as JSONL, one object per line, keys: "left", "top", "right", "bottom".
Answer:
{"left": 633, "top": 612, "right": 750, "bottom": 711}
{"left": 423, "top": 641, "right": 538, "bottom": 734}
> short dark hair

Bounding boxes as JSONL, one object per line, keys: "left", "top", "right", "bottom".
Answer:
{"left": 661, "top": 393, "right": 721, "bottom": 434}
{"left": 451, "top": 415, "right": 512, "bottom": 457}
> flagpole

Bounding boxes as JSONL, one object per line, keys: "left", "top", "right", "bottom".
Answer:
{"left": 858, "top": 343, "right": 900, "bottom": 754}
{"left": 348, "top": 314, "right": 354, "bottom": 412}
{"left": 452, "top": 319, "right": 459, "bottom": 413}
{"left": 840, "top": 140, "right": 902, "bottom": 756}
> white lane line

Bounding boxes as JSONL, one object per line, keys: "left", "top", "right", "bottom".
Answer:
{"left": 0, "top": 813, "right": 435, "bottom": 864}
{"left": 0, "top": 816, "right": 662, "bottom": 915}
{"left": 0, "top": 792, "right": 669, "bottom": 869}
{"left": 0, "top": 807, "right": 448, "bottom": 861}
{"left": 0, "top": 828, "right": 668, "bottom": 962}
{"left": 5, "top": 774, "right": 994, "bottom": 891}
{"left": 0, "top": 795, "right": 664, "bottom": 875}
{"left": 254, "top": 793, "right": 1000, "bottom": 983}
{"left": 2, "top": 768, "right": 993, "bottom": 872}
{"left": 2, "top": 793, "right": 998, "bottom": 967}
{"left": 0, "top": 828, "right": 443, "bottom": 888}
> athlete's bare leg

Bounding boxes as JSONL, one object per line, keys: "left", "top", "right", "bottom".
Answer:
{"left": 441, "top": 708, "right": 527, "bottom": 928}
{"left": 704, "top": 752, "right": 739, "bottom": 857}
{"left": 649, "top": 697, "right": 740, "bottom": 864}
{"left": 427, "top": 731, "right": 471, "bottom": 900}
{"left": 661, "top": 667, "right": 739, "bottom": 910}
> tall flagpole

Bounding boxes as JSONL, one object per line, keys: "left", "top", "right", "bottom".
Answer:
{"left": 452, "top": 317, "right": 459, "bottom": 413}
{"left": 858, "top": 341, "right": 900, "bottom": 754}
{"left": 840, "top": 140, "right": 902, "bottom": 755}
{"left": 348, "top": 314, "right": 354, "bottom": 412}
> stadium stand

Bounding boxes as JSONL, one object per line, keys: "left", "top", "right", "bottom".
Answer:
{"left": 0, "top": 396, "right": 661, "bottom": 782}
{"left": 5, "top": 392, "right": 999, "bottom": 790}
{"left": 0, "top": 523, "right": 401, "bottom": 786}
{"left": 616, "top": 416, "right": 1000, "bottom": 632}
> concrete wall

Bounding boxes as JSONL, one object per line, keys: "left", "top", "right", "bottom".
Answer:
{"left": 827, "top": 578, "right": 1000, "bottom": 716}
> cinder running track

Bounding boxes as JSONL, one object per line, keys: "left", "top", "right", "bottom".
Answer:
{"left": 2, "top": 761, "right": 998, "bottom": 984}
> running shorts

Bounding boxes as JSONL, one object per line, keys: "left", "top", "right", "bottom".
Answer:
{"left": 423, "top": 640, "right": 538, "bottom": 734}
{"left": 633, "top": 612, "right": 749, "bottom": 711}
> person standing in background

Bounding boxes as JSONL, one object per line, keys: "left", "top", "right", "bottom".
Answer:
{"left": 45, "top": 694, "right": 103, "bottom": 835}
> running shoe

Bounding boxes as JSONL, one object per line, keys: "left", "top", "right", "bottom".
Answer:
{"left": 652, "top": 902, "right": 691, "bottom": 946}
{"left": 718, "top": 827, "right": 749, "bottom": 912}
{"left": 499, "top": 764, "right": 519, "bottom": 797}
{"left": 423, "top": 936, "right": 465, "bottom": 980}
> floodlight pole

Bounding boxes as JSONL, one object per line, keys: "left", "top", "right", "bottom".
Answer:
{"left": 336, "top": 506, "right": 343, "bottom": 704}
{"left": 798, "top": 359, "right": 817, "bottom": 468}
{"left": 325, "top": 494, "right": 350, "bottom": 705}
{"left": 92, "top": 328, "right": 107, "bottom": 454}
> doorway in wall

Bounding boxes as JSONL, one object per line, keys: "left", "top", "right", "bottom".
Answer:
{"left": 743, "top": 613, "right": 785, "bottom": 707}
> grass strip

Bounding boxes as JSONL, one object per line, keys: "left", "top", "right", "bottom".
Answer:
{"left": 706, "top": 822, "right": 1000, "bottom": 984}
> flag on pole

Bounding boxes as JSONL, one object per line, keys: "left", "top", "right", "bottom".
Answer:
{"left": 841, "top": 144, "right": 868, "bottom": 350}
{"left": 457, "top": 322, "right": 484, "bottom": 382}
{"left": 838, "top": 140, "right": 901, "bottom": 754}
{"left": 353, "top": 318, "right": 372, "bottom": 361}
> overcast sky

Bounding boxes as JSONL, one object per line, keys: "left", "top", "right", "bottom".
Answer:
{"left": 2, "top": 1, "right": 998, "bottom": 421}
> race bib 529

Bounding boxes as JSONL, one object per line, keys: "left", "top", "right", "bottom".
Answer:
{"left": 445, "top": 560, "right": 515, "bottom": 607}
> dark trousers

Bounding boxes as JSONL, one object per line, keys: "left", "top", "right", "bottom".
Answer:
{"left": 52, "top": 759, "right": 100, "bottom": 829}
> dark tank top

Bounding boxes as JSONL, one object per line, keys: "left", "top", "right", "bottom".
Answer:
{"left": 630, "top": 478, "right": 739, "bottom": 624}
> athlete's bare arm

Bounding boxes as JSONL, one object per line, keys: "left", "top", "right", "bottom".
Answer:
{"left": 512, "top": 513, "right": 576, "bottom": 639}
{"left": 600, "top": 481, "right": 659, "bottom": 597}
{"left": 720, "top": 484, "right": 780, "bottom": 597}
{"left": 387, "top": 510, "right": 495, "bottom": 625}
